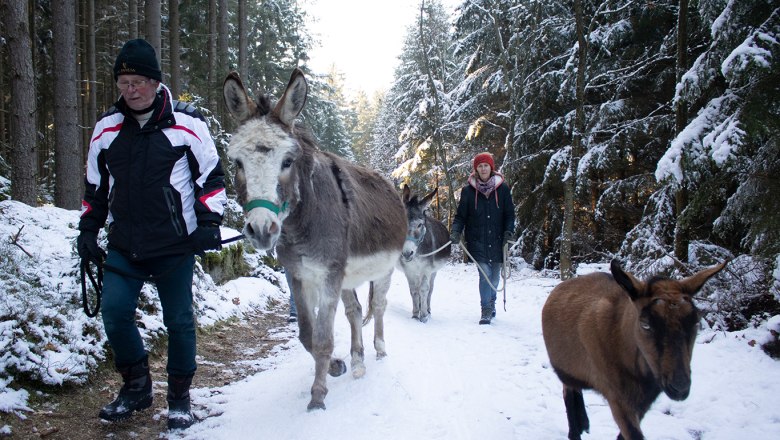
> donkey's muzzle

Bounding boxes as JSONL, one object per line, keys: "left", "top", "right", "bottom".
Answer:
{"left": 243, "top": 211, "right": 281, "bottom": 250}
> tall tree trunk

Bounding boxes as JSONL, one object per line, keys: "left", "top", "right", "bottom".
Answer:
{"left": 145, "top": 0, "right": 162, "bottom": 64}
{"left": 2, "top": 0, "right": 38, "bottom": 205}
{"left": 169, "top": 0, "right": 181, "bottom": 97}
{"left": 207, "top": 0, "right": 217, "bottom": 112}
{"left": 129, "top": 0, "right": 139, "bottom": 39}
{"left": 0, "top": 38, "right": 6, "bottom": 150}
{"left": 52, "top": 0, "right": 84, "bottom": 209}
{"left": 673, "top": 0, "right": 690, "bottom": 263}
{"left": 87, "top": 0, "right": 97, "bottom": 133}
{"left": 560, "top": 0, "right": 587, "bottom": 280}
{"left": 217, "top": 0, "right": 229, "bottom": 126}
{"left": 238, "top": 0, "right": 247, "bottom": 81}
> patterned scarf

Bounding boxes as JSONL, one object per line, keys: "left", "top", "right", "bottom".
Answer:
{"left": 475, "top": 176, "right": 497, "bottom": 197}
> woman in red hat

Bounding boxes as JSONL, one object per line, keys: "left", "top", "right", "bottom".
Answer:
{"left": 450, "top": 152, "right": 515, "bottom": 324}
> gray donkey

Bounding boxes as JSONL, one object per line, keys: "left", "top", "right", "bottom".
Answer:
{"left": 222, "top": 69, "right": 407, "bottom": 411}
{"left": 398, "top": 185, "right": 451, "bottom": 323}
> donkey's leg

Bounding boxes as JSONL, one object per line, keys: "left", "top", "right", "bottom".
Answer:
{"left": 370, "top": 271, "right": 393, "bottom": 359}
{"left": 418, "top": 273, "right": 432, "bottom": 323}
{"left": 308, "top": 281, "right": 341, "bottom": 411}
{"left": 292, "top": 281, "right": 314, "bottom": 354}
{"left": 341, "top": 288, "right": 366, "bottom": 378}
{"left": 407, "top": 276, "right": 420, "bottom": 319}
{"left": 427, "top": 272, "right": 437, "bottom": 315}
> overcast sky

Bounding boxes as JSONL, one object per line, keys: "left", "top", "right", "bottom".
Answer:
{"left": 304, "top": 0, "right": 459, "bottom": 96}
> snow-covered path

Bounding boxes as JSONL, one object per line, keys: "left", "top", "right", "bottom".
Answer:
{"left": 181, "top": 263, "right": 780, "bottom": 440}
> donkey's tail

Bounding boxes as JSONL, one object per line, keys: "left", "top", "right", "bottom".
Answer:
{"left": 362, "top": 281, "right": 375, "bottom": 326}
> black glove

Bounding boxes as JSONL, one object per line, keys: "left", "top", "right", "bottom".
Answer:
{"left": 450, "top": 231, "right": 461, "bottom": 244}
{"left": 77, "top": 230, "right": 105, "bottom": 266}
{"left": 192, "top": 225, "right": 222, "bottom": 255}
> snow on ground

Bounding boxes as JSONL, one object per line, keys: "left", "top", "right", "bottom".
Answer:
{"left": 179, "top": 263, "right": 780, "bottom": 440}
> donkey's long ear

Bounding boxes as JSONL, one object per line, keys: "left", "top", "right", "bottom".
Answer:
{"left": 402, "top": 184, "right": 411, "bottom": 203}
{"left": 223, "top": 72, "right": 257, "bottom": 122}
{"left": 421, "top": 187, "right": 438, "bottom": 209}
{"left": 274, "top": 68, "right": 308, "bottom": 127}
{"left": 611, "top": 259, "right": 645, "bottom": 300}
{"left": 679, "top": 261, "right": 727, "bottom": 295}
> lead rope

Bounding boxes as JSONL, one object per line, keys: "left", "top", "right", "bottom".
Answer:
{"left": 455, "top": 237, "right": 514, "bottom": 312}
{"left": 80, "top": 234, "right": 246, "bottom": 317}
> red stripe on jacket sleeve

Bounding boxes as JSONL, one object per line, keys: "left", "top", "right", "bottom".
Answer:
{"left": 91, "top": 122, "right": 123, "bottom": 143}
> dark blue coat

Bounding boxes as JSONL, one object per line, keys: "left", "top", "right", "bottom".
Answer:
{"left": 451, "top": 175, "right": 515, "bottom": 264}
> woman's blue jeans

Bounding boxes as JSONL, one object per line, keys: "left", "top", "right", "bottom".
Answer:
{"left": 101, "top": 249, "right": 196, "bottom": 376}
{"left": 477, "top": 261, "right": 502, "bottom": 310}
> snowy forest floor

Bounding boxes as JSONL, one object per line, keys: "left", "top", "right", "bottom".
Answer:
{"left": 0, "top": 304, "right": 293, "bottom": 439}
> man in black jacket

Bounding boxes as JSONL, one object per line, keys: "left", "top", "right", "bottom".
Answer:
{"left": 450, "top": 152, "right": 515, "bottom": 325}
{"left": 77, "top": 39, "right": 226, "bottom": 430}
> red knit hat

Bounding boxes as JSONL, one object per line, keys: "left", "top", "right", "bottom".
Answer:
{"left": 473, "top": 152, "right": 495, "bottom": 172}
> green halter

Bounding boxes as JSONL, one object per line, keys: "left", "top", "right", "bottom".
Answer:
{"left": 244, "top": 199, "right": 289, "bottom": 215}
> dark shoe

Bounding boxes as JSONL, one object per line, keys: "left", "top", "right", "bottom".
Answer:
{"left": 167, "top": 374, "right": 195, "bottom": 430}
{"left": 491, "top": 306, "right": 496, "bottom": 318}
{"left": 99, "top": 356, "right": 153, "bottom": 422}
{"left": 479, "top": 307, "right": 492, "bottom": 325}
{"left": 288, "top": 313, "right": 298, "bottom": 323}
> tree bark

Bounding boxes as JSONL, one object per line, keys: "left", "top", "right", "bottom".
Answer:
{"left": 87, "top": 0, "right": 97, "bottom": 135}
{"left": 52, "top": 0, "right": 84, "bottom": 209}
{"left": 169, "top": 0, "right": 181, "bottom": 97}
{"left": 238, "top": 0, "right": 247, "bottom": 81}
{"left": 217, "top": 0, "right": 229, "bottom": 124}
{"left": 145, "top": 0, "right": 162, "bottom": 65}
{"left": 129, "top": 0, "right": 139, "bottom": 39}
{"left": 560, "top": 0, "right": 587, "bottom": 280}
{"left": 207, "top": 0, "right": 217, "bottom": 111}
{"left": 2, "top": 0, "right": 39, "bottom": 205}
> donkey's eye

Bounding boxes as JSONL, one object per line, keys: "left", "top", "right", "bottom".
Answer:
{"left": 281, "top": 157, "right": 294, "bottom": 170}
{"left": 640, "top": 321, "right": 652, "bottom": 332}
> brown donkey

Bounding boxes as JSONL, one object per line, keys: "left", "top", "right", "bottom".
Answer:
{"left": 542, "top": 260, "right": 726, "bottom": 440}
{"left": 223, "top": 69, "right": 406, "bottom": 411}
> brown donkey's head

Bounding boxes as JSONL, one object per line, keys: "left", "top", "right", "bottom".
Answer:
{"left": 610, "top": 260, "right": 727, "bottom": 400}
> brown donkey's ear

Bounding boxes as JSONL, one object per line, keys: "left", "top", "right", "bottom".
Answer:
{"left": 611, "top": 259, "right": 645, "bottom": 300}
{"left": 223, "top": 71, "right": 257, "bottom": 123}
{"left": 273, "top": 68, "right": 308, "bottom": 127}
{"left": 679, "top": 261, "right": 728, "bottom": 295}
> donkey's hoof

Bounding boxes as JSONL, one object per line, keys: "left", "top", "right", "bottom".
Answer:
{"left": 419, "top": 314, "right": 430, "bottom": 323}
{"left": 307, "top": 401, "right": 326, "bottom": 411}
{"left": 376, "top": 351, "right": 387, "bottom": 360}
{"left": 329, "top": 359, "right": 347, "bottom": 377}
{"left": 352, "top": 364, "right": 366, "bottom": 379}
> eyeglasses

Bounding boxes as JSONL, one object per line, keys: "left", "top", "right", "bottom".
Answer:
{"left": 117, "top": 79, "right": 152, "bottom": 91}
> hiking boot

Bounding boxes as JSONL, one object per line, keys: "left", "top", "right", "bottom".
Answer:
{"left": 288, "top": 313, "right": 298, "bottom": 323}
{"left": 167, "top": 374, "right": 195, "bottom": 430}
{"left": 479, "top": 307, "right": 492, "bottom": 325}
{"left": 491, "top": 305, "right": 496, "bottom": 318}
{"left": 99, "top": 356, "right": 153, "bottom": 422}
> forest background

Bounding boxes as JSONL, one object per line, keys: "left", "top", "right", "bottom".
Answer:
{"left": 1, "top": 0, "right": 778, "bottom": 347}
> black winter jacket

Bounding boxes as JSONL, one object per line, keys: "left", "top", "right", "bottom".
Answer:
{"left": 79, "top": 85, "right": 227, "bottom": 261}
{"left": 451, "top": 174, "right": 515, "bottom": 264}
